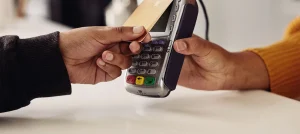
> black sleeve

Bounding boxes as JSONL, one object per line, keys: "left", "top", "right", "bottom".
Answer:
{"left": 0, "top": 32, "right": 72, "bottom": 113}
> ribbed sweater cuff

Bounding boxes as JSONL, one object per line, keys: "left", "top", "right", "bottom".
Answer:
{"left": 247, "top": 34, "right": 300, "bottom": 99}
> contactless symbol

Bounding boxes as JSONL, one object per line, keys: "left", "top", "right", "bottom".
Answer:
{"left": 137, "top": 90, "right": 146, "bottom": 95}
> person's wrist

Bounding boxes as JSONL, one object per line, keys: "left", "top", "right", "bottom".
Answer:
{"left": 58, "top": 32, "right": 73, "bottom": 81}
{"left": 229, "top": 51, "right": 270, "bottom": 90}
{"left": 58, "top": 32, "right": 68, "bottom": 59}
{"left": 58, "top": 31, "right": 76, "bottom": 64}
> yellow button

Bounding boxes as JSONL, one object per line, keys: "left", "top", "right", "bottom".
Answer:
{"left": 136, "top": 76, "right": 145, "bottom": 85}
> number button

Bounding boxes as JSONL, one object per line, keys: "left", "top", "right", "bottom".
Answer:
{"left": 149, "top": 61, "right": 159, "bottom": 67}
{"left": 153, "top": 46, "right": 163, "bottom": 52}
{"left": 141, "top": 54, "right": 150, "bottom": 60}
{"left": 132, "top": 55, "right": 140, "bottom": 59}
{"left": 143, "top": 46, "right": 152, "bottom": 52}
{"left": 147, "top": 69, "right": 157, "bottom": 75}
{"left": 128, "top": 68, "right": 137, "bottom": 74}
{"left": 151, "top": 54, "right": 161, "bottom": 60}
{"left": 132, "top": 61, "right": 138, "bottom": 67}
{"left": 139, "top": 61, "right": 148, "bottom": 67}
{"left": 137, "top": 69, "right": 146, "bottom": 75}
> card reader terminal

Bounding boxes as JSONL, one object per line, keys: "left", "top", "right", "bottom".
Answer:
{"left": 125, "top": 0, "right": 199, "bottom": 98}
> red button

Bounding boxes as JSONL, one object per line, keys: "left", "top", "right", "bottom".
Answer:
{"left": 126, "top": 75, "right": 136, "bottom": 84}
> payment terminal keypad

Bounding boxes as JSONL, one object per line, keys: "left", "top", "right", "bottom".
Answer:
{"left": 126, "top": 39, "right": 169, "bottom": 87}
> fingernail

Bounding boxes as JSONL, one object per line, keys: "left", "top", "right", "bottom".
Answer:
{"left": 98, "top": 60, "right": 106, "bottom": 66}
{"left": 105, "top": 53, "right": 114, "bottom": 61}
{"left": 130, "top": 43, "right": 140, "bottom": 52}
{"left": 133, "top": 26, "right": 144, "bottom": 34}
{"left": 176, "top": 41, "right": 187, "bottom": 51}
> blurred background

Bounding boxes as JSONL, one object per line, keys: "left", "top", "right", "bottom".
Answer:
{"left": 0, "top": 0, "right": 300, "bottom": 51}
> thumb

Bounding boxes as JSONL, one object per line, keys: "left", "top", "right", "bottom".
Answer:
{"left": 174, "top": 35, "right": 213, "bottom": 57}
{"left": 97, "top": 26, "right": 151, "bottom": 44}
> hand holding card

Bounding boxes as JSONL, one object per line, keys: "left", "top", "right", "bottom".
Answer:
{"left": 123, "top": 0, "right": 173, "bottom": 42}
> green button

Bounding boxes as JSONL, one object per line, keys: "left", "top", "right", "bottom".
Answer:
{"left": 144, "top": 77, "right": 156, "bottom": 86}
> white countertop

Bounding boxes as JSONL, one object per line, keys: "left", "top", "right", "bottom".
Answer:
{"left": 0, "top": 18, "right": 300, "bottom": 134}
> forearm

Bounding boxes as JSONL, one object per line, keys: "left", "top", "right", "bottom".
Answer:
{"left": 0, "top": 32, "right": 71, "bottom": 113}
{"left": 225, "top": 17, "right": 300, "bottom": 100}
{"left": 228, "top": 34, "right": 300, "bottom": 100}
{"left": 247, "top": 33, "right": 300, "bottom": 99}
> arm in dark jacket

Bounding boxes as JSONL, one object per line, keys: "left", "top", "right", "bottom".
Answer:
{"left": 0, "top": 32, "right": 71, "bottom": 113}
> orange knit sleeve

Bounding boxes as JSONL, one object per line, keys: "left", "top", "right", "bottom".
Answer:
{"left": 247, "top": 17, "right": 300, "bottom": 99}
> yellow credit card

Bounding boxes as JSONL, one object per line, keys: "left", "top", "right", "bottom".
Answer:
{"left": 123, "top": 0, "right": 173, "bottom": 41}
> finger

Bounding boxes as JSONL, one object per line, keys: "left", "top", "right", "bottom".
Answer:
{"left": 107, "top": 43, "right": 121, "bottom": 53}
{"left": 102, "top": 51, "right": 132, "bottom": 70}
{"left": 96, "top": 58, "right": 122, "bottom": 81}
{"left": 142, "top": 33, "right": 152, "bottom": 43}
{"left": 129, "top": 41, "right": 142, "bottom": 54}
{"left": 119, "top": 42, "right": 131, "bottom": 55}
{"left": 174, "top": 35, "right": 213, "bottom": 57}
{"left": 98, "top": 26, "right": 149, "bottom": 44}
{"left": 119, "top": 41, "right": 142, "bottom": 55}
